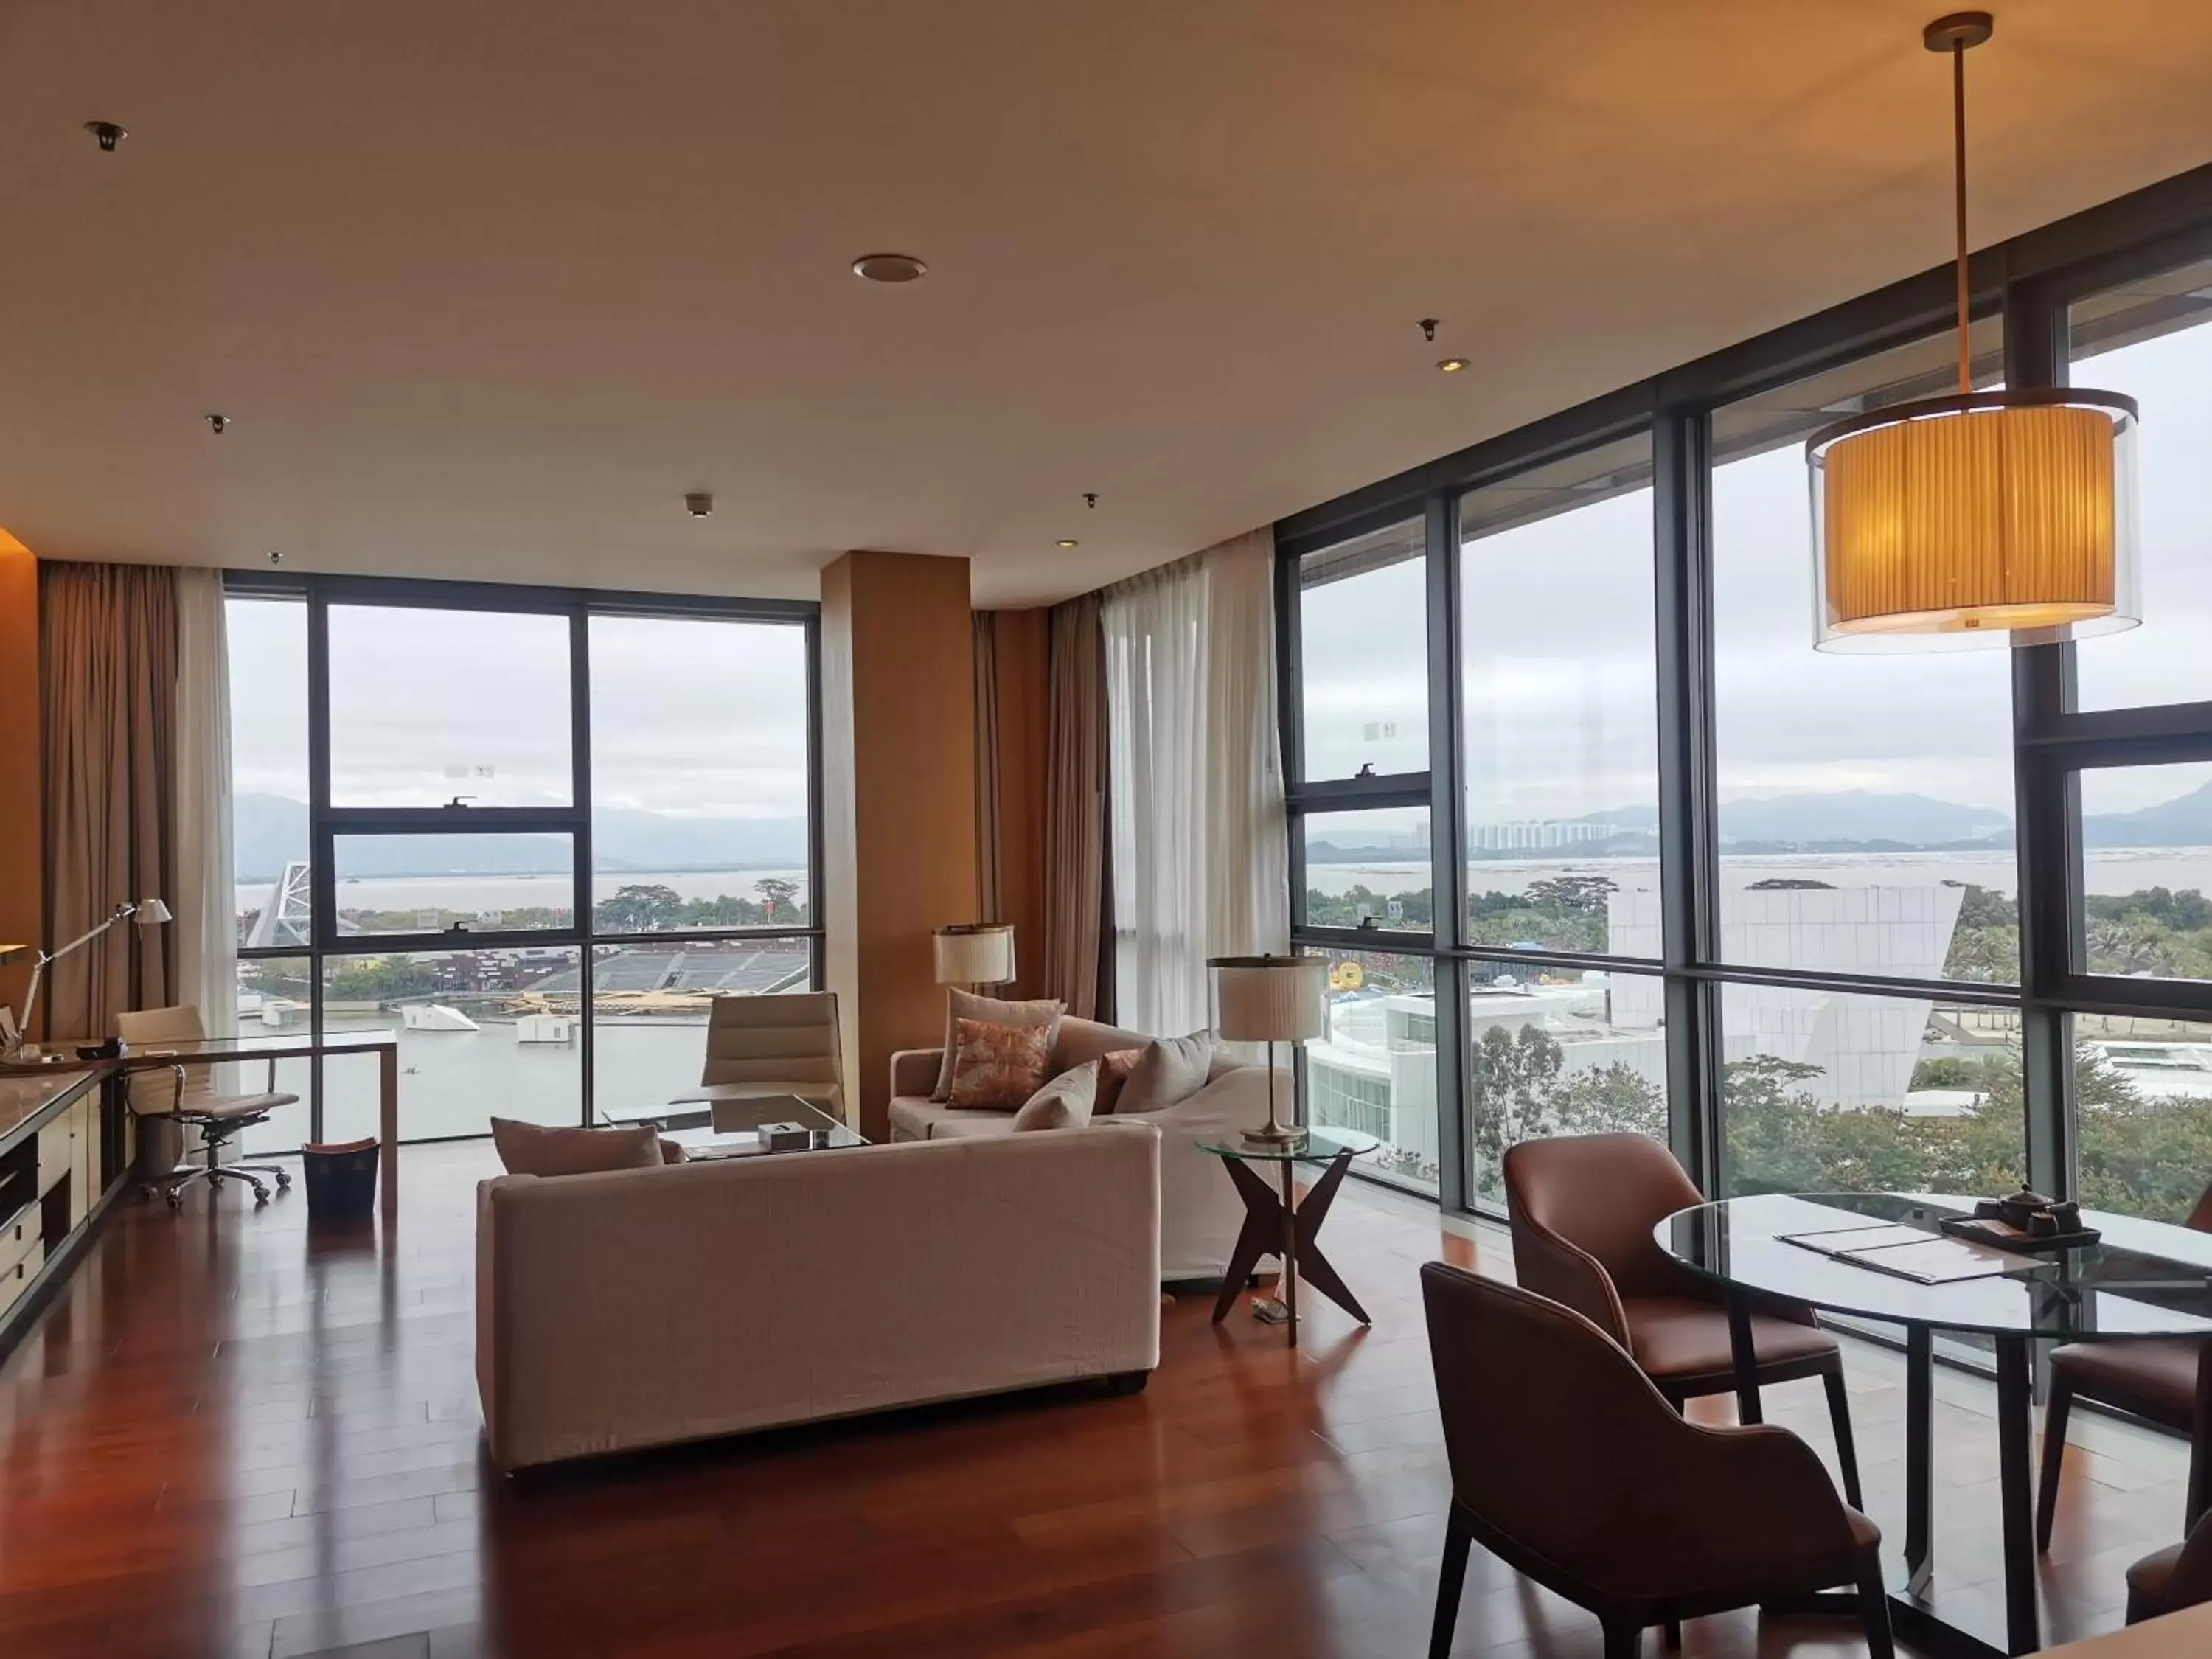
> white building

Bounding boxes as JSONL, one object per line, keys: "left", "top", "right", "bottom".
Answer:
{"left": 1304, "top": 883, "right": 1970, "bottom": 1158}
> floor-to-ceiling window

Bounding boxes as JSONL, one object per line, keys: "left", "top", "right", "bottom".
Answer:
{"left": 1276, "top": 171, "right": 2212, "bottom": 1226}
{"left": 2051, "top": 251, "right": 2212, "bottom": 1224}
{"left": 223, "top": 577, "right": 818, "bottom": 1147}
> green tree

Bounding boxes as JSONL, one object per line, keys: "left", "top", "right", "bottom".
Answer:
{"left": 753, "top": 876, "right": 803, "bottom": 923}
{"left": 594, "top": 883, "right": 684, "bottom": 932}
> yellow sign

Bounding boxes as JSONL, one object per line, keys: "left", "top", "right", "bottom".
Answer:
{"left": 1329, "top": 960, "right": 1363, "bottom": 992}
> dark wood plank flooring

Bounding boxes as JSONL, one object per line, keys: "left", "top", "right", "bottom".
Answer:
{"left": 0, "top": 1144, "right": 2194, "bottom": 1657}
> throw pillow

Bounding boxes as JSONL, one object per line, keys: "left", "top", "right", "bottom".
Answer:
{"left": 1117, "top": 1031, "right": 1216, "bottom": 1115}
{"left": 947, "top": 1016, "right": 1057, "bottom": 1110}
{"left": 931, "top": 989, "right": 1065, "bottom": 1100}
{"left": 1012, "top": 1060, "right": 1100, "bottom": 1131}
{"left": 490, "top": 1118, "right": 667, "bottom": 1178}
{"left": 1094, "top": 1047, "right": 1144, "bottom": 1114}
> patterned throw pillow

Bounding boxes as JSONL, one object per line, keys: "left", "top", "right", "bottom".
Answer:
{"left": 947, "top": 1017, "right": 1056, "bottom": 1110}
{"left": 931, "top": 990, "right": 1066, "bottom": 1101}
{"left": 1095, "top": 1048, "right": 1144, "bottom": 1114}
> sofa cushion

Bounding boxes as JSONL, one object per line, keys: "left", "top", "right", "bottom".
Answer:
{"left": 1119, "top": 1032, "right": 1216, "bottom": 1115}
{"left": 491, "top": 1118, "right": 666, "bottom": 1178}
{"left": 1014, "top": 1061, "right": 1100, "bottom": 1131}
{"left": 888, "top": 1096, "right": 1013, "bottom": 1141}
{"left": 1095, "top": 1048, "right": 1144, "bottom": 1113}
{"left": 947, "top": 1018, "right": 1056, "bottom": 1110}
{"left": 1049, "top": 1017, "right": 1154, "bottom": 1070}
{"left": 933, "top": 990, "right": 1065, "bottom": 1100}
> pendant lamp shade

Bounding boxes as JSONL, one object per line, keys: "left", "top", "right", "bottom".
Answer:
{"left": 1807, "top": 389, "right": 2141, "bottom": 650}
{"left": 1804, "top": 12, "right": 2147, "bottom": 652}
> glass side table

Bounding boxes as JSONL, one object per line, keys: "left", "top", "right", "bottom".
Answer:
{"left": 1197, "top": 1126, "right": 1380, "bottom": 1345}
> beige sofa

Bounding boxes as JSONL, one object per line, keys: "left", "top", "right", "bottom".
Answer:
{"left": 476, "top": 1124, "right": 1161, "bottom": 1471}
{"left": 888, "top": 1015, "right": 1276, "bottom": 1282}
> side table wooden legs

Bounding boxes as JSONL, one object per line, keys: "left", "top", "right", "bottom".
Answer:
{"left": 1208, "top": 1148, "right": 1371, "bottom": 1345}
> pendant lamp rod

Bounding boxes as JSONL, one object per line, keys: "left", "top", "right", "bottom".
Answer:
{"left": 1951, "top": 34, "right": 1970, "bottom": 393}
{"left": 1925, "top": 12, "right": 1992, "bottom": 393}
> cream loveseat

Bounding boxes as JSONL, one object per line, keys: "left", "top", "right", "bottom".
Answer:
{"left": 888, "top": 1015, "right": 1275, "bottom": 1282}
{"left": 476, "top": 1125, "right": 1160, "bottom": 1471}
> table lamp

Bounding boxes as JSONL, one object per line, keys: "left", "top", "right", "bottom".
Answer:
{"left": 6, "top": 898, "right": 171, "bottom": 1057}
{"left": 1209, "top": 953, "right": 1329, "bottom": 1144}
{"left": 933, "top": 923, "right": 1015, "bottom": 993}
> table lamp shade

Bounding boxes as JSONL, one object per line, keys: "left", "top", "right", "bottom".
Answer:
{"left": 1210, "top": 956, "right": 1327, "bottom": 1044}
{"left": 1807, "top": 389, "right": 2140, "bottom": 650}
{"left": 136, "top": 897, "right": 172, "bottom": 925}
{"left": 933, "top": 924, "right": 1014, "bottom": 987}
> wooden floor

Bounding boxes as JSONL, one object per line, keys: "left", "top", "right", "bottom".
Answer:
{"left": 0, "top": 1145, "right": 2197, "bottom": 1658}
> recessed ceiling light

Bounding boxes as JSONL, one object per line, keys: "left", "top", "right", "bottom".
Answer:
{"left": 1436, "top": 358, "right": 1469, "bottom": 374}
{"left": 852, "top": 253, "right": 927, "bottom": 283}
{"left": 85, "top": 120, "right": 127, "bottom": 153}
{"left": 684, "top": 492, "right": 714, "bottom": 518}
{"left": 206, "top": 413, "right": 231, "bottom": 434}
{"left": 1057, "top": 539, "right": 1079, "bottom": 550}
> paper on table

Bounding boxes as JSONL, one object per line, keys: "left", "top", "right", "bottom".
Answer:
{"left": 1780, "top": 1224, "right": 1930, "bottom": 1254}
{"left": 1837, "top": 1235, "right": 2029, "bottom": 1285}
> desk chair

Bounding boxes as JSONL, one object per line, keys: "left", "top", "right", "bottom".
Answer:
{"left": 116, "top": 1006, "right": 297, "bottom": 1209}
{"left": 695, "top": 992, "right": 844, "bottom": 1120}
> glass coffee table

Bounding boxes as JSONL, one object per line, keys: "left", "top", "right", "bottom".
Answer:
{"left": 1198, "top": 1126, "right": 1380, "bottom": 1346}
{"left": 615, "top": 1093, "right": 864, "bottom": 1161}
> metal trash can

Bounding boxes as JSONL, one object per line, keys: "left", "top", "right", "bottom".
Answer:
{"left": 300, "top": 1138, "right": 380, "bottom": 1222}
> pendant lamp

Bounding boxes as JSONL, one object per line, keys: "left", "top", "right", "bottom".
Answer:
{"left": 1805, "top": 13, "right": 2140, "bottom": 652}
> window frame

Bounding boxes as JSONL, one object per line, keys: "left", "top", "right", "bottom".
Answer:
{"left": 224, "top": 569, "right": 823, "bottom": 1143}
{"left": 1277, "top": 161, "right": 2212, "bottom": 1215}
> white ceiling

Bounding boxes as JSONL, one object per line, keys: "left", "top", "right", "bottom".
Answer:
{"left": 1, "top": 1, "right": 2208, "bottom": 607}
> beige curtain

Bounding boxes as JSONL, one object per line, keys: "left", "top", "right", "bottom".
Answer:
{"left": 972, "top": 611, "right": 1002, "bottom": 926}
{"left": 41, "top": 563, "right": 178, "bottom": 1040}
{"left": 1043, "top": 592, "right": 1108, "bottom": 1020}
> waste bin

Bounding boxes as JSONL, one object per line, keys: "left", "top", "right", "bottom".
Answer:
{"left": 300, "top": 1138, "right": 380, "bottom": 1222}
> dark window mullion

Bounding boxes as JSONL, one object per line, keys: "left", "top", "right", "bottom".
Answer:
{"left": 2008, "top": 270, "right": 2081, "bottom": 1203}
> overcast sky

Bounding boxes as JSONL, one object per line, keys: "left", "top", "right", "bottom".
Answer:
{"left": 227, "top": 605, "right": 810, "bottom": 818}
{"left": 229, "top": 311, "right": 2211, "bottom": 828}
{"left": 1303, "top": 313, "right": 2212, "bottom": 822}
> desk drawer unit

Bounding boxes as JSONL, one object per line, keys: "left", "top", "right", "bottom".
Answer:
{"left": 38, "top": 1105, "right": 80, "bottom": 1198}
{"left": 0, "top": 1239, "right": 44, "bottom": 1319}
{"left": 0, "top": 1208, "right": 35, "bottom": 1280}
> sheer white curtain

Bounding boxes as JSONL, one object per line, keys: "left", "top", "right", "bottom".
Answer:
{"left": 1105, "top": 528, "right": 1287, "bottom": 1037}
{"left": 173, "top": 569, "right": 235, "bottom": 1043}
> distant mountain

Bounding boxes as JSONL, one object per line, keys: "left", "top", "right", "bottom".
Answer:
{"left": 2083, "top": 780, "right": 2212, "bottom": 849}
{"left": 1717, "top": 790, "right": 2012, "bottom": 848}
{"left": 233, "top": 793, "right": 808, "bottom": 881}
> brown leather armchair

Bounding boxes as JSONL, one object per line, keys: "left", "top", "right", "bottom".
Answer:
{"left": 1501, "top": 1133, "right": 1862, "bottom": 1508}
{"left": 2127, "top": 1508, "right": 2212, "bottom": 1625}
{"left": 2037, "top": 1180, "right": 2212, "bottom": 1553}
{"left": 1421, "top": 1262, "right": 1890, "bottom": 1659}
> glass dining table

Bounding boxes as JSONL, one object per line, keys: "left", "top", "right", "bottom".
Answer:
{"left": 1658, "top": 1192, "right": 2212, "bottom": 1659}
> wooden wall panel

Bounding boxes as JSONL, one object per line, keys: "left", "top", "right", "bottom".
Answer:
{"left": 0, "top": 532, "right": 38, "bottom": 1023}
{"left": 983, "top": 609, "right": 1050, "bottom": 1000}
{"left": 820, "top": 552, "right": 977, "bottom": 1141}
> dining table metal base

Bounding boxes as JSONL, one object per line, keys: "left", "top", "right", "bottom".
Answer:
{"left": 1727, "top": 1293, "right": 2043, "bottom": 1658}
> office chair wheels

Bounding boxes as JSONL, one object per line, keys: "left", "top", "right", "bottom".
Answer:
{"left": 276, "top": 1172, "right": 293, "bottom": 1191}
{"left": 250, "top": 1183, "right": 270, "bottom": 1205}
{"left": 164, "top": 1189, "right": 183, "bottom": 1211}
